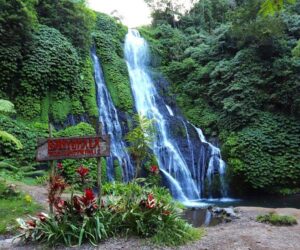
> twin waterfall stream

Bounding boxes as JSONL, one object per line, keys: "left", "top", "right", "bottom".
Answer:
{"left": 92, "top": 29, "right": 228, "bottom": 206}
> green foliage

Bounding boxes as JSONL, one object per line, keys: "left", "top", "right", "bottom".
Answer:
{"left": 0, "top": 131, "right": 23, "bottom": 150}
{"left": 0, "top": 179, "right": 40, "bottom": 234}
{"left": 1, "top": 1, "right": 98, "bottom": 123}
{"left": 36, "top": 0, "right": 96, "bottom": 56}
{"left": 292, "top": 40, "right": 300, "bottom": 57}
{"left": 102, "top": 181, "right": 203, "bottom": 245}
{"left": 17, "top": 181, "right": 202, "bottom": 247}
{"left": 0, "top": 0, "right": 37, "bottom": 95}
{"left": 260, "top": 0, "right": 296, "bottom": 16}
{"left": 256, "top": 212, "right": 297, "bottom": 226}
{"left": 0, "top": 179, "right": 19, "bottom": 199}
{"left": 18, "top": 25, "right": 80, "bottom": 121}
{"left": 125, "top": 115, "right": 154, "bottom": 177}
{"left": 35, "top": 174, "right": 49, "bottom": 186}
{"left": 222, "top": 112, "right": 300, "bottom": 189}
{"left": 54, "top": 122, "right": 95, "bottom": 137}
{"left": 276, "top": 187, "right": 300, "bottom": 196}
{"left": 0, "top": 99, "right": 16, "bottom": 115}
{"left": 80, "top": 57, "right": 98, "bottom": 117}
{"left": 0, "top": 115, "right": 48, "bottom": 164}
{"left": 144, "top": 0, "right": 300, "bottom": 192}
{"left": 93, "top": 13, "right": 133, "bottom": 113}
{"left": 180, "top": 0, "right": 233, "bottom": 32}
{"left": 151, "top": 218, "right": 204, "bottom": 246}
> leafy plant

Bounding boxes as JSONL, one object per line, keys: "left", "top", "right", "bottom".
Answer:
{"left": 0, "top": 99, "right": 16, "bottom": 115}
{"left": 17, "top": 174, "right": 202, "bottom": 247}
{"left": 0, "top": 131, "right": 23, "bottom": 150}
{"left": 256, "top": 212, "right": 298, "bottom": 226}
{"left": 260, "top": 0, "right": 296, "bottom": 16}
{"left": 125, "top": 115, "right": 155, "bottom": 177}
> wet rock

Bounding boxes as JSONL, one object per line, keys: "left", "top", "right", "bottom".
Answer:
{"left": 209, "top": 206, "right": 239, "bottom": 223}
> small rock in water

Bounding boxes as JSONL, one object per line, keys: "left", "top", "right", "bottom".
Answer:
{"left": 209, "top": 206, "right": 239, "bottom": 222}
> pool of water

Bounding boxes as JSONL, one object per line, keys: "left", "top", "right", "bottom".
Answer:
{"left": 181, "top": 194, "right": 300, "bottom": 227}
{"left": 182, "top": 209, "right": 222, "bottom": 227}
{"left": 182, "top": 194, "right": 300, "bottom": 209}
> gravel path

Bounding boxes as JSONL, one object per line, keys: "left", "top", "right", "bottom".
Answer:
{"left": 1, "top": 183, "right": 300, "bottom": 250}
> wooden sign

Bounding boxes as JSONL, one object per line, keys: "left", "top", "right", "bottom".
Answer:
{"left": 36, "top": 135, "right": 110, "bottom": 161}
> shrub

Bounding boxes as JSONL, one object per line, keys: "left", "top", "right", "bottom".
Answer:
{"left": 256, "top": 212, "right": 298, "bottom": 226}
{"left": 17, "top": 179, "right": 202, "bottom": 247}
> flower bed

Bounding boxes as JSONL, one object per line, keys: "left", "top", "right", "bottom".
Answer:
{"left": 17, "top": 164, "right": 203, "bottom": 247}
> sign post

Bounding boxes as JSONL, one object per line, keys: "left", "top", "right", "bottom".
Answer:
{"left": 48, "top": 122, "right": 54, "bottom": 214}
{"left": 37, "top": 129, "right": 110, "bottom": 214}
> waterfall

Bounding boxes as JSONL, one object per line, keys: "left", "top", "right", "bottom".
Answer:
{"left": 124, "top": 29, "right": 228, "bottom": 202}
{"left": 193, "top": 126, "right": 228, "bottom": 198}
{"left": 91, "top": 49, "right": 134, "bottom": 182}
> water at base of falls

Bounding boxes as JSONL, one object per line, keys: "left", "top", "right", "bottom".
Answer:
{"left": 91, "top": 48, "right": 134, "bottom": 182}
{"left": 124, "top": 29, "right": 229, "bottom": 204}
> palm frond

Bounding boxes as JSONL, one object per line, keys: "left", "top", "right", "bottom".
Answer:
{"left": 0, "top": 99, "right": 16, "bottom": 115}
{"left": 0, "top": 130, "right": 23, "bottom": 149}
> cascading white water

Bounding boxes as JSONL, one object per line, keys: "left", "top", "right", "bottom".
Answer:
{"left": 181, "top": 120, "right": 195, "bottom": 178}
{"left": 194, "top": 126, "right": 228, "bottom": 198}
{"left": 91, "top": 49, "right": 134, "bottom": 182}
{"left": 125, "top": 30, "right": 199, "bottom": 202}
{"left": 124, "top": 29, "right": 228, "bottom": 202}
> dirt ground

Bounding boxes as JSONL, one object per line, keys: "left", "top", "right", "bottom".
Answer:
{"left": 1, "top": 183, "right": 299, "bottom": 250}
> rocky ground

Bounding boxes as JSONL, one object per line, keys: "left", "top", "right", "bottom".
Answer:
{"left": 1, "top": 183, "right": 299, "bottom": 250}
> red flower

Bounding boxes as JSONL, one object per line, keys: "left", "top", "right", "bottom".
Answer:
{"left": 81, "top": 188, "right": 95, "bottom": 206}
{"left": 150, "top": 165, "right": 159, "bottom": 174}
{"left": 54, "top": 198, "right": 66, "bottom": 213}
{"left": 50, "top": 175, "right": 67, "bottom": 190}
{"left": 76, "top": 165, "right": 89, "bottom": 177}
{"left": 57, "top": 162, "right": 63, "bottom": 170}
{"left": 48, "top": 175, "right": 67, "bottom": 207}
{"left": 146, "top": 193, "right": 156, "bottom": 209}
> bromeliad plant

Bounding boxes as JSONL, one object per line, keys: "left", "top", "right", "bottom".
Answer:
{"left": 17, "top": 168, "right": 108, "bottom": 246}
{"left": 17, "top": 169, "right": 203, "bottom": 247}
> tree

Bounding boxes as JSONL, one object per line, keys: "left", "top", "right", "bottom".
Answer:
{"left": 125, "top": 115, "right": 154, "bottom": 178}
{"left": 145, "top": 0, "right": 187, "bottom": 27}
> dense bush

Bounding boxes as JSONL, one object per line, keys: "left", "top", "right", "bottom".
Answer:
{"left": 256, "top": 212, "right": 298, "bottom": 226}
{"left": 36, "top": 0, "right": 96, "bottom": 56}
{"left": 0, "top": 115, "right": 47, "bottom": 164}
{"left": 0, "top": 0, "right": 37, "bottom": 97}
{"left": 0, "top": 0, "right": 98, "bottom": 123}
{"left": 222, "top": 112, "right": 300, "bottom": 189}
{"left": 16, "top": 25, "right": 80, "bottom": 121}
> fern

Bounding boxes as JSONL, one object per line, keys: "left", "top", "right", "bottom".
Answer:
{"left": 0, "top": 130, "right": 23, "bottom": 150}
{"left": 0, "top": 99, "right": 16, "bottom": 115}
{"left": 0, "top": 159, "right": 18, "bottom": 171}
